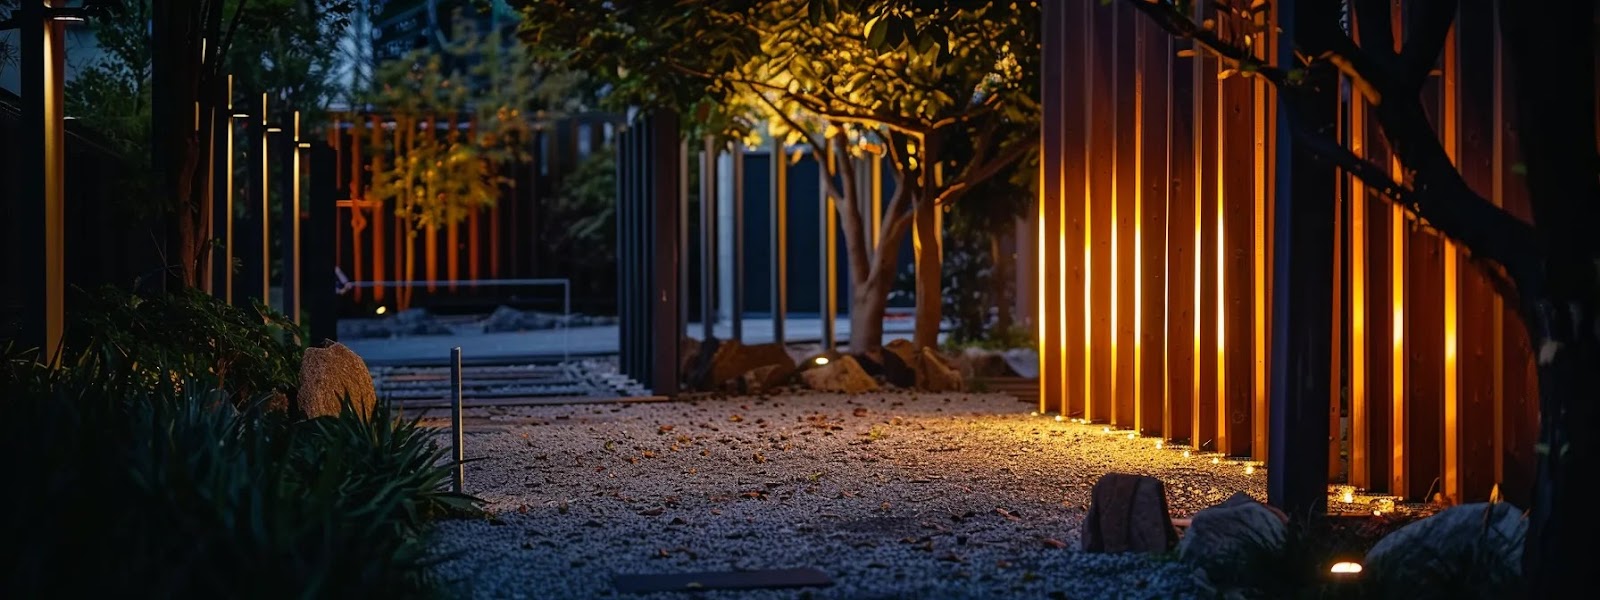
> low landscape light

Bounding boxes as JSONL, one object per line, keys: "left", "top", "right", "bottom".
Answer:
{"left": 813, "top": 356, "right": 829, "bottom": 366}
{"left": 1154, "top": 440, "right": 1163, "bottom": 449}
{"left": 1181, "top": 449, "right": 1191, "bottom": 458}
{"left": 1244, "top": 464, "right": 1256, "bottom": 475}
{"left": 375, "top": 305, "right": 387, "bottom": 315}
{"left": 1053, "top": 415, "right": 1063, "bottom": 422}
{"left": 1330, "top": 561, "right": 1363, "bottom": 575}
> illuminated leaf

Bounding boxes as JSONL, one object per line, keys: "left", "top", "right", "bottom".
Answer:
{"left": 1217, "top": 68, "right": 1237, "bottom": 80}
{"left": 1176, "top": 49, "right": 1197, "bottom": 58}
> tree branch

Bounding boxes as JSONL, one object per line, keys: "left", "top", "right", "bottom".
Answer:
{"left": 1398, "top": 0, "right": 1457, "bottom": 93}
{"left": 1122, "top": 0, "right": 1292, "bottom": 85}
{"left": 1352, "top": 0, "right": 1397, "bottom": 58}
{"left": 753, "top": 91, "right": 846, "bottom": 202}
{"left": 932, "top": 136, "right": 1037, "bottom": 206}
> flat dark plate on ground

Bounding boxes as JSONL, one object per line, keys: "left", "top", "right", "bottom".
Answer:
{"left": 612, "top": 568, "right": 833, "bottom": 593}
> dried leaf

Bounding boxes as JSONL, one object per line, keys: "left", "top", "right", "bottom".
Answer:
{"left": 639, "top": 507, "right": 666, "bottom": 516}
{"left": 1041, "top": 537, "right": 1068, "bottom": 549}
{"left": 1176, "top": 49, "right": 1198, "bottom": 58}
{"left": 1218, "top": 68, "right": 1237, "bottom": 80}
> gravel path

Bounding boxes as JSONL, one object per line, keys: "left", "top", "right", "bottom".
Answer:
{"left": 427, "top": 391, "right": 1267, "bottom": 599}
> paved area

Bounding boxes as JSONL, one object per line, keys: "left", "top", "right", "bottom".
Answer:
{"left": 342, "top": 316, "right": 926, "bottom": 366}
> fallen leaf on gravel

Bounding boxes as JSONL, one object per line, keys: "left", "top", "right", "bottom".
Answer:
{"left": 995, "top": 508, "right": 1022, "bottom": 521}
{"left": 938, "top": 552, "right": 964, "bottom": 563}
{"left": 853, "top": 407, "right": 868, "bottom": 417}
{"left": 729, "top": 414, "right": 744, "bottom": 422}
{"left": 700, "top": 450, "right": 710, "bottom": 456}
{"left": 596, "top": 466, "right": 607, "bottom": 472}
{"left": 753, "top": 453, "right": 767, "bottom": 463}
{"left": 996, "top": 560, "right": 1012, "bottom": 568}
{"left": 669, "top": 517, "right": 687, "bottom": 525}
{"left": 517, "top": 504, "right": 529, "bottom": 514}
{"left": 1040, "top": 537, "right": 1068, "bottom": 549}
{"left": 642, "top": 450, "right": 657, "bottom": 458}
{"left": 604, "top": 441, "right": 616, "bottom": 452}
{"left": 658, "top": 425, "right": 675, "bottom": 433}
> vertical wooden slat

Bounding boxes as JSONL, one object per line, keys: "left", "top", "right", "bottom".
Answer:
{"left": 1064, "top": 0, "right": 1090, "bottom": 420}
{"left": 1113, "top": 2, "right": 1140, "bottom": 429}
{"left": 1087, "top": 0, "right": 1116, "bottom": 424}
{"left": 1165, "top": 36, "right": 1197, "bottom": 445}
{"left": 1253, "top": 22, "right": 1273, "bottom": 462}
{"left": 1138, "top": 16, "right": 1170, "bottom": 437}
{"left": 1365, "top": 118, "right": 1396, "bottom": 493}
{"left": 1164, "top": 23, "right": 1203, "bottom": 444}
{"left": 1221, "top": 56, "right": 1255, "bottom": 458}
{"left": 1455, "top": 2, "right": 1498, "bottom": 503}
{"left": 1039, "top": 0, "right": 1065, "bottom": 415}
{"left": 1194, "top": 5, "right": 1221, "bottom": 451}
{"left": 1405, "top": 60, "right": 1446, "bottom": 503}
{"left": 447, "top": 119, "right": 460, "bottom": 292}
{"left": 1346, "top": 89, "right": 1371, "bottom": 489}
{"left": 370, "top": 116, "right": 387, "bottom": 303}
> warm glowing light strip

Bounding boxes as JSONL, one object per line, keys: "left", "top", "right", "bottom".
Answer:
{"left": 1441, "top": 26, "right": 1460, "bottom": 502}
{"left": 1252, "top": 39, "right": 1269, "bottom": 459}
{"left": 225, "top": 75, "right": 235, "bottom": 304}
{"left": 1348, "top": 97, "right": 1369, "bottom": 489}
{"left": 1038, "top": 139, "right": 1049, "bottom": 416}
{"left": 1191, "top": 41, "right": 1205, "bottom": 447}
{"left": 261, "top": 93, "right": 271, "bottom": 309}
{"left": 1390, "top": 160, "right": 1406, "bottom": 497}
{"left": 1215, "top": 71, "right": 1227, "bottom": 452}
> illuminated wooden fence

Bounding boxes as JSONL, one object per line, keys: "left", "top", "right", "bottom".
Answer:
{"left": 1033, "top": 0, "right": 1539, "bottom": 506}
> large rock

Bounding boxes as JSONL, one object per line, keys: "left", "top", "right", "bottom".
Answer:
{"left": 1082, "top": 473, "right": 1179, "bottom": 553}
{"left": 1364, "top": 502, "right": 1525, "bottom": 594}
{"left": 916, "top": 347, "right": 964, "bottom": 392}
{"left": 704, "top": 341, "right": 797, "bottom": 392}
{"left": 390, "top": 307, "right": 451, "bottom": 335}
{"left": 799, "top": 355, "right": 879, "bottom": 394}
{"left": 1178, "top": 491, "right": 1288, "bottom": 594}
{"left": 881, "top": 339, "right": 917, "bottom": 388}
{"left": 297, "top": 341, "right": 377, "bottom": 420}
{"left": 1002, "top": 348, "right": 1039, "bottom": 379}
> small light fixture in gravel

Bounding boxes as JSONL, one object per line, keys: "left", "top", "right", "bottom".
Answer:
{"left": 814, "top": 356, "right": 830, "bottom": 366}
{"left": 1154, "top": 440, "right": 1163, "bottom": 450}
{"left": 1330, "top": 561, "right": 1363, "bottom": 576}
{"left": 1181, "top": 449, "right": 1191, "bottom": 458}
{"left": 1244, "top": 464, "right": 1256, "bottom": 475}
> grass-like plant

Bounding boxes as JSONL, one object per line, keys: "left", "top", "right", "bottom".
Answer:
{"left": 0, "top": 334, "right": 476, "bottom": 597}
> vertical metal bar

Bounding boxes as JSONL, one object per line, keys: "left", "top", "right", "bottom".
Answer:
{"left": 450, "top": 346, "right": 464, "bottom": 493}
{"left": 306, "top": 146, "right": 337, "bottom": 343}
{"left": 261, "top": 93, "right": 271, "bottom": 309}
{"left": 564, "top": 281, "right": 571, "bottom": 363}
{"left": 17, "top": 0, "right": 45, "bottom": 351}
{"left": 819, "top": 154, "right": 836, "bottom": 350}
{"left": 771, "top": 138, "right": 788, "bottom": 345}
{"left": 731, "top": 144, "right": 745, "bottom": 342}
{"left": 214, "top": 79, "right": 233, "bottom": 301}
{"left": 701, "top": 138, "right": 718, "bottom": 342}
{"left": 679, "top": 138, "right": 691, "bottom": 337}
{"left": 651, "top": 113, "right": 684, "bottom": 396}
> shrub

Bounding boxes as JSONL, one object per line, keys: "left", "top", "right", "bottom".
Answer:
{"left": 0, "top": 341, "right": 475, "bottom": 597}
{"left": 64, "top": 286, "right": 304, "bottom": 403}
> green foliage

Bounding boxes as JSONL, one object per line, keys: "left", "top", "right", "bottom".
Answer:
{"left": 540, "top": 148, "right": 618, "bottom": 308}
{"left": 65, "top": 286, "right": 304, "bottom": 403}
{"left": 0, "top": 344, "right": 475, "bottom": 597}
{"left": 892, "top": 228, "right": 1032, "bottom": 349}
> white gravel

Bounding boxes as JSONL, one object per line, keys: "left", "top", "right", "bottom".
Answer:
{"left": 426, "top": 391, "right": 1267, "bottom": 599}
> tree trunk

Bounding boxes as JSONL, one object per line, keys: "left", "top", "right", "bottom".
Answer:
{"left": 912, "top": 197, "right": 941, "bottom": 350}
{"left": 401, "top": 230, "right": 416, "bottom": 311}
{"left": 849, "top": 271, "right": 891, "bottom": 355}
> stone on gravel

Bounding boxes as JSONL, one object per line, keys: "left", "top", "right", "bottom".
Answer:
{"left": 1364, "top": 501, "right": 1525, "bottom": 590}
{"left": 297, "top": 341, "right": 377, "bottom": 420}
{"left": 1178, "top": 491, "right": 1287, "bottom": 594}
{"left": 799, "top": 355, "right": 878, "bottom": 393}
{"left": 881, "top": 339, "right": 917, "bottom": 387}
{"left": 704, "top": 341, "right": 796, "bottom": 392}
{"left": 953, "top": 347, "right": 1015, "bottom": 381}
{"left": 1082, "top": 473, "right": 1179, "bottom": 553}
{"left": 916, "top": 347, "right": 964, "bottom": 392}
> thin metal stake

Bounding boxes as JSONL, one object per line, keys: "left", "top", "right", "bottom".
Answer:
{"left": 451, "top": 346, "right": 465, "bottom": 493}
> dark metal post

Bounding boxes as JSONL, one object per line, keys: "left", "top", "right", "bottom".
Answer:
{"left": 615, "top": 124, "right": 632, "bottom": 378}
{"left": 305, "top": 145, "right": 338, "bottom": 344}
{"left": 679, "top": 139, "right": 690, "bottom": 338}
{"left": 212, "top": 76, "right": 234, "bottom": 302}
{"left": 731, "top": 144, "right": 745, "bottom": 342}
{"left": 819, "top": 155, "right": 835, "bottom": 350}
{"left": 700, "top": 136, "right": 718, "bottom": 342}
{"left": 650, "top": 114, "right": 683, "bottom": 396}
{"left": 450, "top": 346, "right": 464, "bottom": 493}
{"left": 17, "top": 0, "right": 46, "bottom": 351}
{"left": 278, "top": 114, "right": 299, "bottom": 321}
{"left": 259, "top": 94, "right": 272, "bottom": 309}
{"left": 770, "top": 139, "right": 787, "bottom": 345}
{"left": 239, "top": 115, "right": 265, "bottom": 305}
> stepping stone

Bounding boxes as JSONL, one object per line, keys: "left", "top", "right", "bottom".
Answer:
{"left": 612, "top": 568, "right": 832, "bottom": 594}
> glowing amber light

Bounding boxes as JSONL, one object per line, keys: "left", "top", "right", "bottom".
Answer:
{"left": 1181, "top": 449, "right": 1191, "bottom": 458}
{"left": 1330, "top": 562, "right": 1363, "bottom": 575}
{"left": 1244, "top": 464, "right": 1256, "bottom": 475}
{"left": 813, "top": 357, "right": 830, "bottom": 366}
{"left": 375, "top": 306, "right": 388, "bottom": 315}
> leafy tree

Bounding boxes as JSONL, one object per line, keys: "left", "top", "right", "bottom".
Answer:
{"left": 364, "top": 17, "right": 572, "bottom": 310}
{"left": 1123, "top": 0, "right": 1595, "bottom": 593}
{"left": 515, "top": 0, "right": 1040, "bottom": 353}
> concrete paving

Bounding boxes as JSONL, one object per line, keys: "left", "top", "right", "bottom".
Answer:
{"left": 341, "top": 316, "right": 929, "bottom": 366}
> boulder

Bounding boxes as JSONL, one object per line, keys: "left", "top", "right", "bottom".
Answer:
{"left": 1364, "top": 502, "right": 1525, "bottom": 594}
{"left": 391, "top": 307, "right": 452, "bottom": 335}
{"left": 679, "top": 337, "right": 704, "bottom": 385}
{"left": 881, "top": 339, "right": 918, "bottom": 388}
{"left": 739, "top": 364, "right": 787, "bottom": 394}
{"left": 297, "top": 341, "right": 377, "bottom": 420}
{"left": 704, "top": 341, "right": 797, "bottom": 392}
{"left": 916, "top": 347, "right": 964, "bottom": 392}
{"left": 481, "top": 305, "right": 526, "bottom": 333}
{"left": 1082, "top": 473, "right": 1179, "bottom": 553}
{"left": 799, "top": 355, "right": 879, "bottom": 394}
{"left": 1002, "top": 348, "right": 1040, "bottom": 379}
{"left": 1178, "top": 491, "right": 1288, "bottom": 593}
